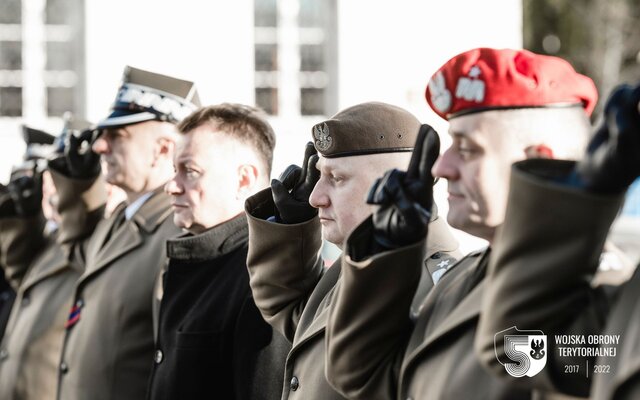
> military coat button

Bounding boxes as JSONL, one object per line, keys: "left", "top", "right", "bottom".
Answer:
{"left": 154, "top": 349, "right": 164, "bottom": 364}
{"left": 0, "top": 348, "right": 8, "bottom": 360}
{"left": 290, "top": 375, "right": 299, "bottom": 391}
{"left": 60, "top": 362, "right": 69, "bottom": 373}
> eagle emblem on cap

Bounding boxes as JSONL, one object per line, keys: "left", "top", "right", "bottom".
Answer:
{"left": 455, "top": 65, "right": 486, "bottom": 103}
{"left": 429, "top": 72, "right": 452, "bottom": 113}
{"left": 314, "top": 122, "right": 332, "bottom": 151}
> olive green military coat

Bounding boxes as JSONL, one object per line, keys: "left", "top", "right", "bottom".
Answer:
{"left": 476, "top": 159, "right": 637, "bottom": 400}
{"left": 245, "top": 188, "right": 460, "bottom": 400}
{"left": 54, "top": 174, "right": 180, "bottom": 400}
{"left": 0, "top": 172, "right": 105, "bottom": 400}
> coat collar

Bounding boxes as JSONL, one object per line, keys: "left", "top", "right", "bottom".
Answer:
{"left": 21, "top": 239, "right": 76, "bottom": 292}
{"left": 290, "top": 261, "right": 342, "bottom": 352}
{"left": 403, "top": 249, "right": 490, "bottom": 370}
{"left": 166, "top": 214, "right": 248, "bottom": 261}
{"left": 80, "top": 188, "right": 172, "bottom": 283}
{"left": 130, "top": 188, "right": 175, "bottom": 234}
{"left": 425, "top": 214, "right": 460, "bottom": 257}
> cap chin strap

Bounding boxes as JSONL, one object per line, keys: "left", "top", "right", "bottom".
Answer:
{"left": 320, "top": 147, "right": 414, "bottom": 159}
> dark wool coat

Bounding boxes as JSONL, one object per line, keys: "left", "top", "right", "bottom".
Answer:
{"left": 148, "top": 214, "right": 289, "bottom": 400}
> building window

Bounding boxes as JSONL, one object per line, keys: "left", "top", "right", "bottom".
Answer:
{"left": 0, "top": 0, "right": 85, "bottom": 118}
{"left": 254, "top": 0, "right": 337, "bottom": 117}
{"left": 0, "top": 0, "right": 22, "bottom": 116}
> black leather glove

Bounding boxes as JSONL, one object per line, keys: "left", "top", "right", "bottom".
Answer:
{"left": 576, "top": 83, "right": 640, "bottom": 193}
{"left": 6, "top": 170, "right": 42, "bottom": 217}
{"left": 0, "top": 184, "right": 15, "bottom": 217}
{"left": 49, "top": 129, "right": 101, "bottom": 179}
{"left": 271, "top": 142, "right": 320, "bottom": 223}
{"left": 367, "top": 124, "right": 440, "bottom": 250}
{"left": 66, "top": 129, "right": 101, "bottom": 178}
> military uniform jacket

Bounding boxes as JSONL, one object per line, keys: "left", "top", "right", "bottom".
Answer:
{"left": 0, "top": 267, "right": 15, "bottom": 340}
{"left": 55, "top": 175, "right": 180, "bottom": 400}
{"left": 326, "top": 213, "right": 536, "bottom": 400}
{"left": 0, "top": 171, "right": 105, "bottom": 400}
{"left": 475, "top": 159, "right": 636, "bottom": 400}
{"left": 148, "top": 213, "right": 289, "bottom": 400}
{"left": 245, "top": 188, "right": 460, "bottom": 400}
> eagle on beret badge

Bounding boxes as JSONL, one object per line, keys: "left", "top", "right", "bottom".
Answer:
{"left": 314, "top": 122, "right": 332, "bottom": 151}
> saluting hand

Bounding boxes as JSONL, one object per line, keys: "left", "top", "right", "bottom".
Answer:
{"left": 271, "top": 142, "right": 320, "bottom": 224}
{"left": 65, "top": 129, "right": 101, "bottom": 179}
{"left": 367, "top": 124, "right": 440, "bottom": 249}
{"left": 577, "top": 83, "right": 640, "bottom": 193}
{"left": 49, "top": 129, "right": 101, "bottom": 179}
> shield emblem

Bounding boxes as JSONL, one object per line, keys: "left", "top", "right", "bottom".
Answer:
{"left": 313, "top": 122, "right": 332, "bottom": 151}
{"left": 495, "top": 326, "right": 547, "bottom": 378}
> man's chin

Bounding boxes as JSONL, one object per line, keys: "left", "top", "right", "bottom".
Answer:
{"left": 445, "top": 210, "right": 468, "bottom": 232}
{"left": 103, "top": 172, "right": 121, "bottom": 187}
{"left": 321, "top": 229, "right": 344, "bottom": 247}
{"left": 172, "top": 216, "right": 191, "bottom": 230}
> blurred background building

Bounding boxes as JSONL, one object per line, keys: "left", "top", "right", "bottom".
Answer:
{"left": 0, "top": 0, "right": 638, "bottom": 258}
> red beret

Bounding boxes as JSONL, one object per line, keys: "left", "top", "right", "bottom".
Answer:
{"left": 425, "top": 48, "right": 598, "bottom": 120}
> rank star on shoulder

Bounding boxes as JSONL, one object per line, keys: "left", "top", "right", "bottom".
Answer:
{"left": 436, "top": 259, "right": 451, "bottom": 269}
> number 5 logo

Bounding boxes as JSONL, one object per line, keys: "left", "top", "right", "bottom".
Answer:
{"left": 494, "top": 326, "right": 547, "bottom": 378}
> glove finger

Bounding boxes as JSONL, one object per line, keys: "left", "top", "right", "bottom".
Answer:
{"left": 585, "top": 123, "right": 609, "bottom": 154}
{"left": 614, "top": 86, "right": 640, "bottom": 133}
{"left": 278, "top": 165, "right": 301, "bottom": 189}
{"left": 421, "top": 127, "right": 440, "bottom": 183}
{"left": 298, "top": 142, "right": 317, "bottom": 186}
{"left": 91, "top": 129, "right": 103, "bottom": 144}
{"left": 405, "top": 179, "right": 431, "bottom": 209}
{"left": 66, "top": 132, "right": 82, "bottom": 166}
{"left": 406, "top": 126, "right": 428, "bottom": 180}
{"left": 366, "top": 177, "right": 383, "bottom": 205}
{"left": 368, "top": 169, "right": 404, "bottom": 205}
{"left": 85, "top": 150, "right": 101, "bottom": 172}
{"left": 372, "top": 171, "right": 396, "bottom": 204}
{"left": 270, "top": 179, "right": 290, "bottom": 206}
{"left": 79, "top": 128, "right": 95, "bottom": 143}
{"left": 304, "top": 154, "right": 320, "bottom": 189}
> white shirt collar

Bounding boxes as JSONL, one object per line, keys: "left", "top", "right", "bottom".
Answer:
{"left": 125, "top": 192, "right": 154, "bottom": 220}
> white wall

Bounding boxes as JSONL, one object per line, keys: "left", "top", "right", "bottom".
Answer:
{"left": 337, "top": 0, "right": 523, "bottom": 252}
{"left": 84, "top": 0, "right": 255, "bottom": 123}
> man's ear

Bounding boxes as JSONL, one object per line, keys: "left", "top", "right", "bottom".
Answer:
{"left": 152, "top": 137, "right": 175, "bottom": 166}
{"left": 524, "top": 144, "right": 554, "bottom": 159}
{"left": 237, "top": 164, "right": 259, "bottom": 199}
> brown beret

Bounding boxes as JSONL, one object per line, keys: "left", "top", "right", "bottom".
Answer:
{"left": 311, "top": 102, "right": 420, "bottom": 158}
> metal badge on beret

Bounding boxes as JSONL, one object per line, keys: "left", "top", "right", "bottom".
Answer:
{"left": 311, "top": 102, "right": 420, "bottom": 158}
{"left": 313, "top": 122, "right": 333, "bottom": 152}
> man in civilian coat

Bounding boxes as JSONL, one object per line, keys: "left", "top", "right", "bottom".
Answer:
{"left": 245, "top": 101, "right": 461, "bottom": 400}
{"left": 52, "top": 66, "right": 199, "bottom": 400}
{"left": 324, "top": 48, "right": 602, "bottom": 400}
{"left": 476, "top": 84, "right": 640, "bottom": 399}
{"left": 0, "top": 121, "right": 106, "bottom": 400}
{"left": 148, "top": 103, "right": 289, "bottom": 400}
